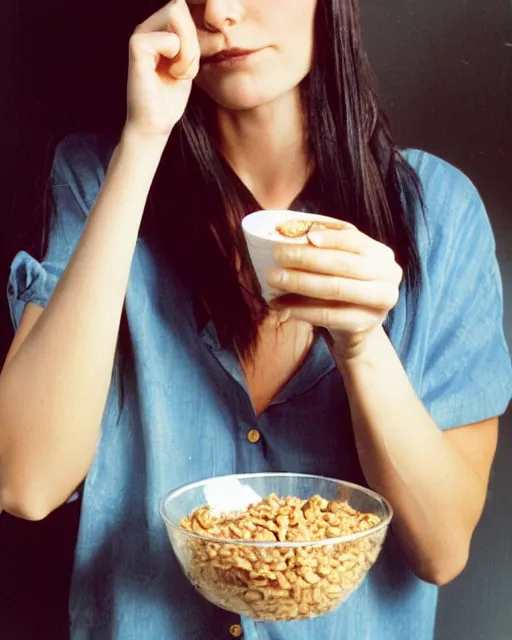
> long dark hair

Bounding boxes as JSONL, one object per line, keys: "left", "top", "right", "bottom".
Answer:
{"left": 142, "top": 0, "right": 423, "bottom": 358}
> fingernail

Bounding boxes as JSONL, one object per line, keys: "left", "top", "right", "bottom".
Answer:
{"left": 307, "top": 232, "right": 323, "bottom": 246}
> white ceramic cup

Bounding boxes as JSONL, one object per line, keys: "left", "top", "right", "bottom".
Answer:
{"left": 242, "top": 210, "right": 344, "bottom": 302}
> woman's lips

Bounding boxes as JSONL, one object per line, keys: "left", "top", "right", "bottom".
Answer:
{"left": 201, "top": 48, "right": 263, "bottom": 65}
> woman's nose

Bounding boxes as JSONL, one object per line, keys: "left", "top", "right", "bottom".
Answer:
{"left": 203, "top": 0, "right": 245, "bottom": 32}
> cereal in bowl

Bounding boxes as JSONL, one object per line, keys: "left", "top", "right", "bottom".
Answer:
{"left": 180, "top": 493, "right": 384, "bottom": 621}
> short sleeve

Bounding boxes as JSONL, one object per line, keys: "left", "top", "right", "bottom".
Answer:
{"left": 412, "top": 152, "right": 512, "bottom": 429}
{"left": 6, "top": 133, "right": 115, "bottom": 330}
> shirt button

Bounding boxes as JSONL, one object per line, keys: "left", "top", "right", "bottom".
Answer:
{"left": 7, "top": 285, "right": 14, "bottom": 296}
{"left": 229, "top": 623, "right": 243, "bottom": 637}
{"left": 247, "top": 429, "right": 261, "bottom": 444}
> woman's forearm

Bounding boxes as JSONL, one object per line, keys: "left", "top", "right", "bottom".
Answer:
{"left": 0, "top": 130, "right": 167, "bottom": 519}
{"left": 336, "top": 327, "right": 488, "bottom": 585}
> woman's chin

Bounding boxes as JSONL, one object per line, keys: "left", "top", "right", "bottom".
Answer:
{"left": 216, "top": 94, "right": 272, "bottom": 112}
{"left": 196, "top": 78, "right": 283, "bottom": 113}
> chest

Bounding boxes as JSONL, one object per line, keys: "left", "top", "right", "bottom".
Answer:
{"left": 240, "top": 314, "right": 315, "bottom": 415}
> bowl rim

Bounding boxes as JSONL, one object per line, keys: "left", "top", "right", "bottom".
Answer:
{"left": 159, "top": 472, "right": 393, "bottom": 548}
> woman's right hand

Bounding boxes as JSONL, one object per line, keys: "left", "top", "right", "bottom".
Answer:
{"left": 125, "top": 0, "right": 200, "bottom": 141}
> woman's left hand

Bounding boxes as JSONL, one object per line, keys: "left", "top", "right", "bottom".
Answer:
{"left": 266, "top": 223, "right": 403, "bottom": 361}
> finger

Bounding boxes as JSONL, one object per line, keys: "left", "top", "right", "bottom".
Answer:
{"left": 307, "top": 228, "right": 394, "bottom": 260}
{"left": 301, "top": 229, "right": 374, "bottom": 255}
{"left": 266, "top": 269, "right": 400, "bottom": 309}
{"left": 308, "top": 217, "right": 357, "bottom": 232}
{"left": 134, "top": 1, "right": 181, "bottom": 34}
{"left": 129, "top": 31, "right": 181, "bottom": 71}
{"left": 273, "top": 244, "right": 396, "bottom": 281}
{"left": 166, "top": 3, "right": 201, "bottom": 78}
{"left": 270, "top": 297, "right": 384, "bottom": 332}
{"left": 134, "top": 0, "right": 199, "bottom": 79}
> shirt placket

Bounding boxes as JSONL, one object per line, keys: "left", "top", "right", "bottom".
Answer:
{"left": 201, "top": 322, "right": 269, "bottom": 473}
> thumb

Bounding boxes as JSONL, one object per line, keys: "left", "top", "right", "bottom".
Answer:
{"left": 129, "top": 31, "right": 181, "bottom": 71}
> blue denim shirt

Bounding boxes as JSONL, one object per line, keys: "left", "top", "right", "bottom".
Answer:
{"left": 7, "top": 134, "right": 512, "bottom": 640}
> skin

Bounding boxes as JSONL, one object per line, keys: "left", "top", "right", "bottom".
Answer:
{"left": 0, "top": 1, "right": 499, "bottom": 587}
{"left": 190, "top": 0, "right": 317, "bottom": 207}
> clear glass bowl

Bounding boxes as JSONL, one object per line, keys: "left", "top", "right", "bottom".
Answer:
{"left": 159, "top": 472, "right": 393, "bottom": 622}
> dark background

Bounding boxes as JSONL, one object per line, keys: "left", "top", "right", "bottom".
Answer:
{"left": 0, "top": 1, "right": 510, "bottom": 638}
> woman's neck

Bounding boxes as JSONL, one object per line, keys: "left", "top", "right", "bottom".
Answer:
{"left": 216, "top": 89, "right": 311, "bottom": 210}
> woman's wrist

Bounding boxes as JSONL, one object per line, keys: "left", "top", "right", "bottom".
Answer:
{"left": 108, "top": 124, "right": 171, "bottom": 192}
{"left": 120, "top": 123, "right": 171, "bottom": 158}
{"left": 331, "top": 326, "right": 389, "bottom": 379}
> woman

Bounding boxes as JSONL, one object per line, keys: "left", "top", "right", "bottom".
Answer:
{"left": 1, "top": 0, "right": 511, "bottom": 638}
